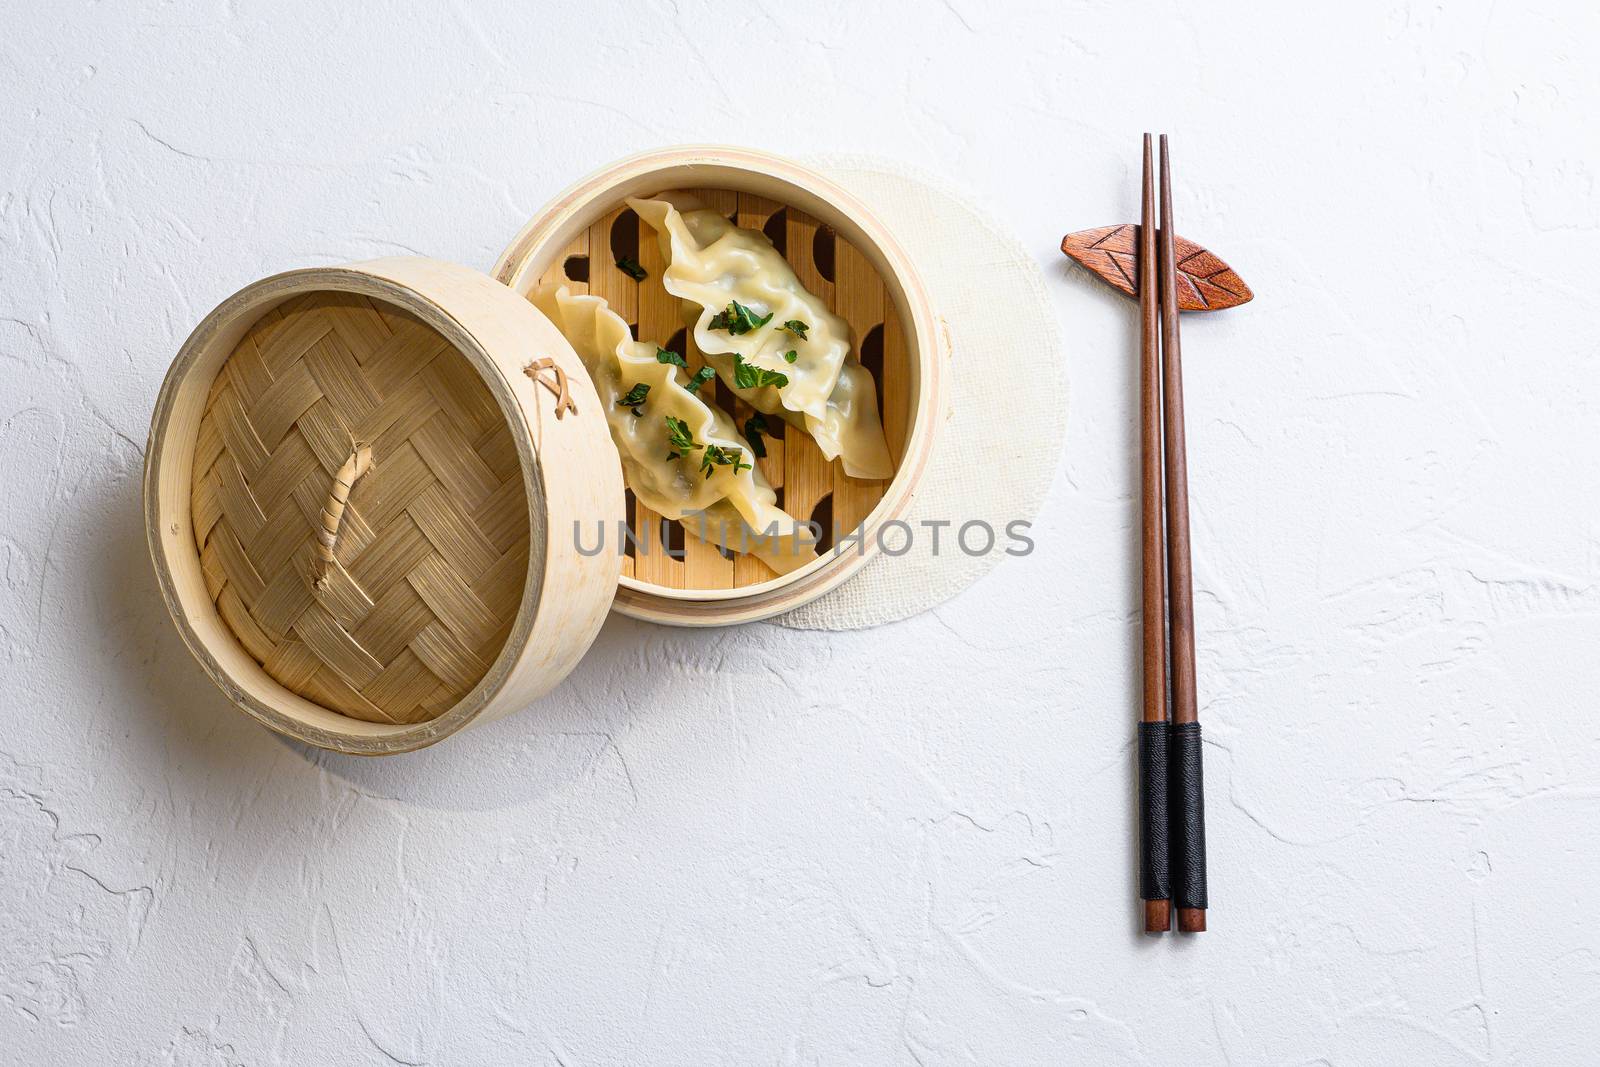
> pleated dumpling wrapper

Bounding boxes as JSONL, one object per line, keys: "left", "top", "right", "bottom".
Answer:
{"left": 532, "top": 283, "right": 817, "bottom": 575}
{"left": 629, "top": 195, "right": 895, "bottom": 481}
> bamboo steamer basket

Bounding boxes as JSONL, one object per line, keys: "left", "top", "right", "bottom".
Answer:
{"left": 495, "top": 147, "right": 944, "bottom": 625}
{"left": 145, "top": 147, "right": 942, "bottom": 754}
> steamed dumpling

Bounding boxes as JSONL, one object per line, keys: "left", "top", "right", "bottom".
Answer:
{"left": 630, "top": 195, "right": 894, "bottom": 480}
{"left": 532, "top": 282, "right": 817, "bottom": 574}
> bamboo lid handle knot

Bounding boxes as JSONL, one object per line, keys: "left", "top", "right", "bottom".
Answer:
{"left": 312, "top": 444, "right": 372, "bottom": 586}
{"left": 525, "top": 357, "right": 577, "bottom": 419}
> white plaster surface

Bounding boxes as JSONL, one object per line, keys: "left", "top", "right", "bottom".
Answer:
{"left": 3, "top": 1, "right": 1596, "bottom": 1063}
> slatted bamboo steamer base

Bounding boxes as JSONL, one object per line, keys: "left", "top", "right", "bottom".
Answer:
{"left": 146, "top": 259, "right": 623, "bottom": 754}
{"left": 494, "top": 146, "right": 944, "bottom": 626}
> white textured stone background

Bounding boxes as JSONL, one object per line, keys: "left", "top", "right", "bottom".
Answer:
{"left": 3, "top": 1, "right": 1596, "bottom": 1063}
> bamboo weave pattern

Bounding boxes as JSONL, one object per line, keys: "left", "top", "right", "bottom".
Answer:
{"left": 190, "top": 293, "right": 529, "bottom": 724}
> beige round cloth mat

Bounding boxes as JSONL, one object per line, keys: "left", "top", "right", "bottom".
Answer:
{"left": 775, "top": 158, "right": 1069, "bottom": 630}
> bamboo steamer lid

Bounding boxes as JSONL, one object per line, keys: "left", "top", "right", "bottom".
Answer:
{"left": 145, "top": 257, "right": 624, "bottom": 754}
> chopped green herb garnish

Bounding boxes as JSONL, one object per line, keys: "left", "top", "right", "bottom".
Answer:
{"left": 616, "top": 256, "right": 647, "bottom": 281}
{"left": 781, "top": 319, "right": 809, "bottom": 339}
{"left": 656, "top": 347, "right": 688, "bottom": 369}
{"left": 782, "top": 350, "right": 798, "bottom": 364}
{"left": 743, "top": 412, "right": 770, "bottom": 459}
{"left": 664, "top": 415, "right": 699, "bottom": 461}
{"left": 684, "top": 366, "right": 716, "bottom": 395}
{"left": 699, "top": 444, "right": 752, "bottom": 477}
{"left": 732, "top": 353, "right": 790, "bottom": 391}
{"left": 618, "top": 382, "right": 650, "bottom": 415}
{"left": 707, "top": 300, "right": 773, "bottom": 335}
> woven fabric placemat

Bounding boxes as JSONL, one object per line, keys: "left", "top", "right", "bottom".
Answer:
{"left": 774, "top": 158, "right": 1069, "bottom": 630}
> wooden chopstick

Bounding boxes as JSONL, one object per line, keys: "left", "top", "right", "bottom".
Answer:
{"left": 1158, "top": 134, "right": 1208, "bottom": 933}
{"left": 1136, "top": 134, "right": 1172, "bottom": 934}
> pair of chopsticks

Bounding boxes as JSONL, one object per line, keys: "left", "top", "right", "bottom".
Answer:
{"left": 1137, "top": 134, "right": 1208, "bottom": 934}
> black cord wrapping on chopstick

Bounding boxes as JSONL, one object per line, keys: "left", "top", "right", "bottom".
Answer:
{"left": 1169, "top": 721, "right": 1208, "bottom": 909}
{"left": 1137, "top": 720, "right": 1171, "bottom": 903}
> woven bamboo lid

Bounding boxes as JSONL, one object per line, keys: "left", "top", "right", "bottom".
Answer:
{"left": 146, "top": 258, "right": 624, "bottom": 753}
{"left": 191, "top": 291, "right": 532, "bottom": 724}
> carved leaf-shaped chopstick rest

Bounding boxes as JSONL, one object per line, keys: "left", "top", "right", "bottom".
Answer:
{"left": 1061, "top": 224, "right": 1252, "bottom": 311}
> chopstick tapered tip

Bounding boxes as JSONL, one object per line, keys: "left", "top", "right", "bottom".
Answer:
{"left": 1144, "top": 899, "right": 1171, "bottom": 934}
{"left": 1178, "top": 907, "right": 1206, "bottom": 933}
